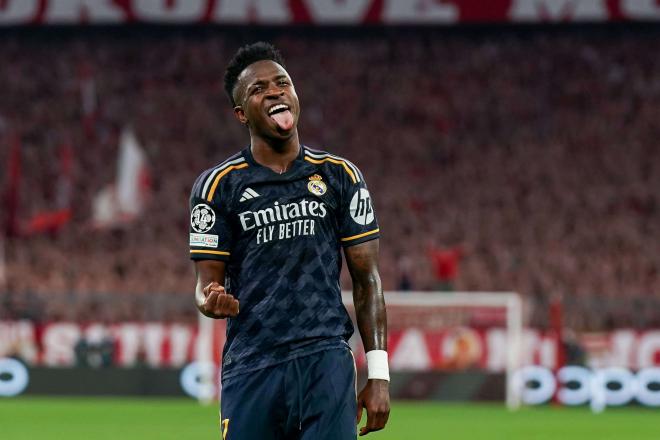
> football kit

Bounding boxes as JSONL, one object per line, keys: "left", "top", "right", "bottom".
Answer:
{"left": 190, "top": 145, "right": 379, "bottom": 439}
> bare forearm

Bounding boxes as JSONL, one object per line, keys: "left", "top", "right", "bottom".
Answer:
{"left": 347, "top": 240, "right": 390, "bottom": 435}
{"left": 345, "top": 240, "right": 387, "bottom": 352}
{"left": 354, "top": 273, "right": 386, "bottom": 352}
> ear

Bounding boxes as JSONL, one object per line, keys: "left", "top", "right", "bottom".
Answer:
{"left": 233, "top": 106, "right": 248, "bottom": 125}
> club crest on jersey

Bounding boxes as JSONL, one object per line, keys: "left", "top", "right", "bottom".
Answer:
{"left": 191, "top": 203, "right": 215, "bottom": 233}
{"left": 307, "top": 174, "right": 327, "bottom": 196}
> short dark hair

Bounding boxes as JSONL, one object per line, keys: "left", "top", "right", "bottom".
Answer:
{"left": 224, "top": 42, "right": 286, "bottom": 106}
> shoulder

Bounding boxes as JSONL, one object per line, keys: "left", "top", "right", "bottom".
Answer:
{"left": 191, "top": 151, "right": 249, "bottom": 201}
{"left": 302, "top": 146, "right": 364, "bottom": 185}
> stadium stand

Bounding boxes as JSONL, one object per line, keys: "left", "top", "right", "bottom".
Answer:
{"left": 1, "top": 29, "right": 658, "bottom": 329}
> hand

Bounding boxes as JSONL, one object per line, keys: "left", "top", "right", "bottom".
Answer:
{"left": 200, "top": 282, "right": 239, "bottom": 319}
{"left": 356, "top": 379, "right": 390, "bottom": 436}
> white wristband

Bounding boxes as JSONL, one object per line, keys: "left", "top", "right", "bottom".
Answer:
{"left": 366, "top": 350, "right": 390, "bottom": 381}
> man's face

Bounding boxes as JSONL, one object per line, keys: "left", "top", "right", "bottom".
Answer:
{"left": 233, "top": 60, "right": 300, "bottom": 140}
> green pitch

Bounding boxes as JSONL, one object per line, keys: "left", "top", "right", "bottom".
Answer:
{"left": 1, "top": 397, "right": 659, "bottom": 439}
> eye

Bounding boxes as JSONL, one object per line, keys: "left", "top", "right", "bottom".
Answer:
{"left": 278, "top": 80, "right": 290, "bottom": 87}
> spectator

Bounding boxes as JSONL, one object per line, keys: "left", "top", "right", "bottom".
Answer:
{"left": 0, "top": 29, "right": 658, "bottom": 330}
{"left": 428, "top": 243, "right": 465, "bottom": 292}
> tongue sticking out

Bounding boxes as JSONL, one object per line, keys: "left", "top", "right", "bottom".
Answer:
{"left": 270, "top": 110, "right": 294, "bottom": 131}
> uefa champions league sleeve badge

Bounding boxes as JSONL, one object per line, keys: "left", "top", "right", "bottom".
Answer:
{"left": 191, "top": 203, "right": 216, "bottom": 233}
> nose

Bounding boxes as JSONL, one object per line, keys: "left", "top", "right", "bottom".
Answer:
{"left": 265, "top": 84, "right": 284, "bottom": 99}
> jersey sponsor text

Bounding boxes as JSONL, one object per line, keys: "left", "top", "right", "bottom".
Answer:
{"left": 239, "top": 199, "right": 326, "bottom": 245}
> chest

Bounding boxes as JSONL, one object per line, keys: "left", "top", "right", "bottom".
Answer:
{"left": 230, "top": 175, "right": 339, "bottom": 245}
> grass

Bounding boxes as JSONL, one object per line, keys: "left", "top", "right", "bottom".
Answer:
{"left": 1, "top": 398, "right": 660, "bottom": 439}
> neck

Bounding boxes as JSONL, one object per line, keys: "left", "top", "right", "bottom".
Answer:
{"left": 250, "top": 131, "right": 301, "bottom": 174}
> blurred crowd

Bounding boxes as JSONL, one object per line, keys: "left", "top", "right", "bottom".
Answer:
{"left": 1, "top": 28, "right": 658, "bottom": 329}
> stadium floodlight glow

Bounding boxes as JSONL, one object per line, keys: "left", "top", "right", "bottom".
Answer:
{"left": 0, "top": 358, "right": 29, "bottom": 397}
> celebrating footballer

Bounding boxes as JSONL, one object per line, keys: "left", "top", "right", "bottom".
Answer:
{"left": 189, "top": 42, "right": 390, "bottom": 439}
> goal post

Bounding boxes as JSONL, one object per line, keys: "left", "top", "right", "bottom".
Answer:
{"left": 195, "top": 312, "right": 217, "bottom": 405}
{"left": 195, "top": 291, "right": 524, "bottom": 408}
{"left": 342, "top": 291, "right": 524, "bottom": 409}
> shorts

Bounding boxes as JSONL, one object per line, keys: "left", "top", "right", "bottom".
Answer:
{"left": 220, "top": 347, "right": 357, "bottom": 440}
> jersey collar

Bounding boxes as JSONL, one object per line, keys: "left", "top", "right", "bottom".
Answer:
{"left": 242, "top": 144, "right": 314, "bottom": 181}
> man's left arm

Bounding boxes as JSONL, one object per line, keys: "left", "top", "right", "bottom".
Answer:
{"left": 344, "top": 239, "right": 390, "bottom": 436}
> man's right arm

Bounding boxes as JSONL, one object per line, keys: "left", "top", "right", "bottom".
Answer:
{"left": 195, "top": 260, "right": 239, "bottom": 319}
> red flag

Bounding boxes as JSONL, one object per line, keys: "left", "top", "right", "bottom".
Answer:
{"left": 24, "top": 142, "right": 74, "bottom": 235}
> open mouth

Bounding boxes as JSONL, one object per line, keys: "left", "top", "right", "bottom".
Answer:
{"left": 267, "top": 103, "right": 290, "bottom": 116}
{"left": 267, "top": 104, "right": 294, "bottom": 131}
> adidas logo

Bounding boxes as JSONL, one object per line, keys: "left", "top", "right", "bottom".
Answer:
{"left": 239, "top": 188, "right": 260, "bottom": 202}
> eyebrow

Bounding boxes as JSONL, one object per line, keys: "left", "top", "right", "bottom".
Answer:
{"left": 248, "top": 80, "right": 267, "bottom": 88}
{"left": 248, "top": 74, "right": 289, "bottom": 87}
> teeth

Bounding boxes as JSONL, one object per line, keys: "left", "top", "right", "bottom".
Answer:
{"left": 268, "top": 104, "right": 288, "bottom": 115}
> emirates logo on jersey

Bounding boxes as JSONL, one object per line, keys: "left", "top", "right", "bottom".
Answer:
{"left": 238, "top": 199, "right": 328, "bottom": 245}
{"left": 238, "top": 200, "right": 327, "bottom": 231}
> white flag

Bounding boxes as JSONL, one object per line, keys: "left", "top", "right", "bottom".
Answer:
{"left": 116, "top": 127, "right": 148, "bottom": 217}
{"left": 92, "top": 127, "right": 150, "bottom": 227}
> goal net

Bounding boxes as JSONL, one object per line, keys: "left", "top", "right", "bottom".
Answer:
{"left": 196, "top": 291, "right": 523, "bottom": 408}
{"left": 342, "top": 291, "right": 523, "bottom": 409}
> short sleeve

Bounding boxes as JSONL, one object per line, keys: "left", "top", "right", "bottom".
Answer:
{"left": 189, "top": 190, "right": 233, "bottom": 262}
{"left": 338, "top": 166, "right": 380, "bottom": 247}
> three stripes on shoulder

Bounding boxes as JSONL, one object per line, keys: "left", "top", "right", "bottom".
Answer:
{"left": 199, "top": 149, "right": 363, "bottom": 203}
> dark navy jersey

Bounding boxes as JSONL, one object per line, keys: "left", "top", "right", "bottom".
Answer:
{"left": 189, "top": 145, "right": 379, "bottom": 379}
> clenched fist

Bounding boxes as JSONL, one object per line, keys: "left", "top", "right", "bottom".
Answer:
{"left": 199, "top": 282, "right": 239, "bottom": 319}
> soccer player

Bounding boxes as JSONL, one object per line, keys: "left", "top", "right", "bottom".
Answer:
{"left": 189, "top": 42, "right": 389, "bottom": 439}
